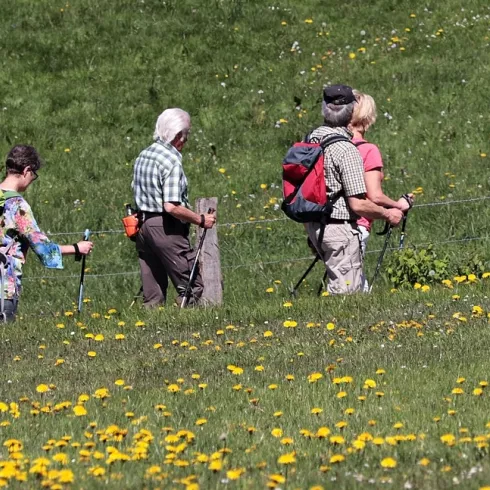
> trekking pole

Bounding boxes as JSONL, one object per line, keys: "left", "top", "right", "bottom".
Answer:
{"left": 180, "top": 208, "right": 214, "bottom": 309}
{"left": 398, "top": 194, "right": 413, "bottom": 250}
{"left": 317, "top": 267, "right": 328, "bottom": 296}
{"left": 290, "top": 255, "right": 320, "bottom": 297}
{"left": 368, "top": 225, "right": 393, "bottom": 293}
{"left": 77, "top": 229, "right": 90, "bottom": 313}
{"left": 398, "top": 213, "right": 408, "bottom": 250}
{"left": 130, "top": 286, "right": 143, "bottom": 308}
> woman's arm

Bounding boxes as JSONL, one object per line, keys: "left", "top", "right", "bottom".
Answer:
{"left": 364, "top": 170, "right": 410, "bottom": 211}
{"left": 60, "top": 242, "right": 93, "bottom": 256}
{"left": 15, "top": 200, "right": 94, "bottom": 266}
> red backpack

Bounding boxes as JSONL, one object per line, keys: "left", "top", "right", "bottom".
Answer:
{"left": 281, "top": 134, "right": 351, "bottom": 223}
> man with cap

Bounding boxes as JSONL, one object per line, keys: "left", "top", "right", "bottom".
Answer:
{"left": 304, "top": 84, "right": 403, "bottom": 295}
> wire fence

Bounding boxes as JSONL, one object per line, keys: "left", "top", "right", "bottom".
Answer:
{"left": 44, "top": 195, "right": 490, "bottom": 237}
{"left": 23, "top": 233, "right": 490, "bottom": 281}
{"left": 21, "top": 195, "right": 490, "bottom": 282}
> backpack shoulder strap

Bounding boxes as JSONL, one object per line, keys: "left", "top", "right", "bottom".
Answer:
{"left": 0, "top": 190, "right": 22, "bottom": 209}
{"left": 2, "top": 191, "right": 22, "bottom": 199}
{"left": 0, "top": 191, "right": 22, "bottom": 245}
{"left": 319, "top": 134, "right": 352, "bottom": 148}
{"left": 303, "top": 128, "right": 317, "bottom": 143}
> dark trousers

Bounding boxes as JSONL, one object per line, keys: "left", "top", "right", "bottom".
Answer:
{"left": 135, "top": 215, "right": 204, "bottom": 307}
{"left": 1, "top": 298, "right": 18, "bottom": 323}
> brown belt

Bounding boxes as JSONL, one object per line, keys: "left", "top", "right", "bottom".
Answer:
{"left": 139, "top": 211, "right": 190, "bottom": 236}
{"left": 139, "top": 211, "right": 163, "bottom": 220}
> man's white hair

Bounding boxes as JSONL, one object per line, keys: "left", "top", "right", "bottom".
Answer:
{"left": 153, "top": 108, "right": 191, "bottom": 143}
{"left": 322, "top": 101, "right": 355, "bottom": 128}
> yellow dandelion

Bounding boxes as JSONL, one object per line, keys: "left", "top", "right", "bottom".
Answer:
{"left": 440, "top": 433, "right": 456, "bottom": 445}
{"left": 308, "top": 372, "right": 323, "bottom": 383}
{"left": 36, "top": 384, "right": 50, "bottom": 393}
{"left": 277, "top": 451, "right": 296, "bottom": 465}
{"left": 73, "top": 405, "right": 87, "bottom": 417}
{"left": 227, "top": 468, "right": 245, "bottom": 480}
{"left": 208, "top": 459, "right": 222, "bottom": 471}
{"left": 330, "top": 454, "right": 345, "bottom": 463}
{"left": 381, "top": 457, "right": 397, "bottom": 468}
{"left": 271, "top": 428, "right": 283, "bottom": 438}
{"left": 167, "top": 384, "right": 180, "bottom": 393}
{"left": 316, "top": 427, "right": 330, "bottom": 438}
{"left": 352, "top": 440, "right": 365, "bottom": 450}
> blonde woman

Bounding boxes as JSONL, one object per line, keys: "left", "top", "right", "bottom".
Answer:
{"left": 349, "top": 90, "right": 413, "bottom": 288}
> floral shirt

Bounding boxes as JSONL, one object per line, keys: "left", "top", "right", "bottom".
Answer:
{"left": 0, "top": 195, "right": 63, "bottom": 299}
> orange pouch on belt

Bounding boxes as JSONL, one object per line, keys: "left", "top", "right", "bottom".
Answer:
{"left": 122, "top": 214, "right": 140, "bottom": 238}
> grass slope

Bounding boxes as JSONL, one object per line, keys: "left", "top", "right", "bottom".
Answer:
{"left": 0, "top": 0, "right": 490, "bottom": 488}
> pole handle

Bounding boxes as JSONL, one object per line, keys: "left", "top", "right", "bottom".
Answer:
{"left": 376, "top": 221, "right": 391, "bottom": 236}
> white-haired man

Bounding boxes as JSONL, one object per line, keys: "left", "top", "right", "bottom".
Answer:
{"left": 132, "top": 108, "right": 216, "bottom": 307}
{"left": 305, "top": 85, "right": 403, "bottom": 295}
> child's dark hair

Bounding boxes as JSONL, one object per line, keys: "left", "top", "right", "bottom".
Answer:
{"left": 5, "top": 145, "right": 42, "bottom": 175}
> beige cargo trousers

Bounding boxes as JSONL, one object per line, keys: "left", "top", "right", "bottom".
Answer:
{"left": 306, "top": 221, "right": 363, "bottom": 294}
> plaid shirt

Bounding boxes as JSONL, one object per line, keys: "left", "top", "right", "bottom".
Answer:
{"left": 132, "top": 139, "right": 189, "bottom": 213}
{"left": 307, "top": 126, "right": 366, "bottom": 220}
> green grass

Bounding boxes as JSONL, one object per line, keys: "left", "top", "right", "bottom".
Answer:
{"left": 1, "top": 0, "right": 490, "bottom": 488}
{"left": 2, "top": 284, "right": 490, "bottom": 488}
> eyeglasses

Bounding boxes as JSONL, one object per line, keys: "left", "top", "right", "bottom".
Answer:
{"left": 29, "top": 168, "right": 39, "bottom": 181}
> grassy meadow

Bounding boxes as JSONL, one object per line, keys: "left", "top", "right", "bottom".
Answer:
{"left": 1, "top": 0, "right": 490, "bottom": 488}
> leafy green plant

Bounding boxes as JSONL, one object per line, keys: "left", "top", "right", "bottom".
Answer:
{"left": 453, "top": 251, "right": 487, "bottom": 278}
{"left": 386, "top": 246, "right": 450, "bottom": 287}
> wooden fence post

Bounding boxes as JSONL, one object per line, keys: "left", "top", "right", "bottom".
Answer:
{"left": 195, "top": 197, "right": 223, "bottom": 306}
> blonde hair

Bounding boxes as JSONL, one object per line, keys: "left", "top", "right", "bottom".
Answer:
{"left": 153, "top": 108, "right": 191, "bottom": 143}
{"left": 350, "top": 90, "right": 377, "bottom": 133}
